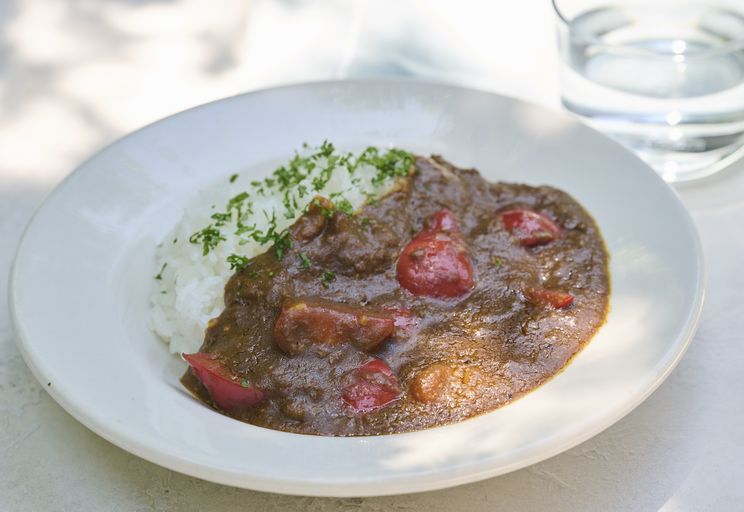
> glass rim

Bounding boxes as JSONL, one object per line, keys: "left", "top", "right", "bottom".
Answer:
{"left": 551, "top": 0, "right": 744, "bottom": 57}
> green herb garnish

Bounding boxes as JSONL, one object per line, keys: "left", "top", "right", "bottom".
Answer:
{"left": 273, "top": 232, "right": 291, "bottom": 260}
{"left": 299, "top": 252, "right": 312, "bottom": 269}
{"left": 210, "top": 212, "right": 232, "bottom": 225}
{"left": 189, "top": 225, "right": 226, "bottom": 255}
{"left": 491, "top": 257, "right": 502, "bottom": 269}
{"left": 227, "top": 191, "right": 250, "bottom": 210}
{"left": 187, "top": 143, "right": 413, "bottom": 264}
{"left": 357, "top": 147, "right": 414, "bottom": 186}
{"left": 321, "top": 271, "right": 336, "bottom": 287}
{"left": 154, "top": 262, "right": 167, "bottom": 280}
{"left": 226, "top": 254, "right": 251, "bottom": 271}
{"left": 311, "top": 197, "right": 335, "bottom": 218}
{"left": 336, "top": 198, "right": 354, "bottom": 216}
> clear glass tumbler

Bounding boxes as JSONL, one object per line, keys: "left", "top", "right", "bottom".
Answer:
{"left": 554, "top": 0, "right": 744, "bottom": 182}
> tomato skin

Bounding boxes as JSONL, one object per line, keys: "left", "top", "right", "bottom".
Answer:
{"left": 341, "top": 358, "right": 401, "bottom": 413}
{"left": 382, "top": 306, "right": 418, "bottom": 329}
{"left": 183, "top": 353, "right": 265, "bottom": 411}
{"left": 427, "top": 209, "right": 460, "bottom": 232}
{"left": 499, "top": 208, "right": 560, "bottom": 246}
{"left": 396, "top": 210, "right": 474, "bottom": 298}
{"left": 525, "top": 288, "right": 574, "bottom": 309}
{"left": 274, "top": 300, "right": 394, "bottom": 355}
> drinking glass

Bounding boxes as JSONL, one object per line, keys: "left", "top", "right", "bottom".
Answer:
{"left": 554, "top": 0, "right": 744, "bottom": 183}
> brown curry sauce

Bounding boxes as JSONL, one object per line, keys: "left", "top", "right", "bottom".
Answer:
{"left": 182, "top": 155, "right": 610, "bottom": 436}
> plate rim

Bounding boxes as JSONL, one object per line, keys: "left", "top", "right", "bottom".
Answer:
{"left": 9, "top": 78, "right": 706, "bottom": 496}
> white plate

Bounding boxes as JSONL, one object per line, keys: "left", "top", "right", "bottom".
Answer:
{"left": 10, "top": 80, "right": 704, "bottom": 497}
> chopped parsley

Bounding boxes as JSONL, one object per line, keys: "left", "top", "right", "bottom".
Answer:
{"left": 299, "top": 252, "right": 312, "bottom": 269}
{"left": 210, "top": 212, "right": 231, "bottom": 225}
{"left": 154, "top": 262, "right": 167, "bottom": 280}
{"left": 311, "top": 197, "right": 335, "bottom": 219}
{"left": 321, "top": 271, "right": 336, "bottom": 287}
{"left": 226, "top": 254, "right": 251, "bottom": 271}
{"left": 272, "top": 232, "right": 291, "bottom": 260}
{"left": 357, "top": 147, "right": 414, "bottom": 186}
{"left": 184, "top": 143, "right": 413, "bottom": 272}
{"left": 189, "top": 225, "right": 226, "bottom": 255}
{"left": 336, "top": 198, "right": 354, "bottom": 216}
{"left": 240, "top": 378, "right": 251, "bottom": 388}
{"left": 227, "top": 191, "right": 250, "bottom": 211}
{"left": 491, "top": 257, "right": 503, "bottom": 269}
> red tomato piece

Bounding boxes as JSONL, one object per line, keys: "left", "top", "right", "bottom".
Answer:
{"left": 397, "top": 209, "right": 474, "bottom": 298}
{"left": 183, "top": 353, "right": 265, "bottom": 411}
{"left": 396, "top": 231, "right": 474, "bottom": 298}
{"left": 499, "top": 208, "right": 560, "bottom": 246}
{"left": 274, "top": 300, "right": 395, "bottom": 355}
{"left": 341, "top": 359, "right": 401, "bottom": 413}
{"left": 525, "top": 288, "right": 574, "bottom": 309}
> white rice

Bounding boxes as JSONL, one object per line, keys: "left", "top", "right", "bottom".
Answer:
{"left": 149, "top": 146, "right": 405, "bottom": 355}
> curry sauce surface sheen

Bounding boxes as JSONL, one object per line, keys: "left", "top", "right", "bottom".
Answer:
{"left": 182, "top": 156, "right": 610, "bottom": 435}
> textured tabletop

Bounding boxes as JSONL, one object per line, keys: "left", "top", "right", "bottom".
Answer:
{"left": 2, "top": 1, "right": 743, "bottom": 510}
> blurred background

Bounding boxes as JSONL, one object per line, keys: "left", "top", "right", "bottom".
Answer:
{"left": 0, "top": 0, "right": 559, "bottom": 197}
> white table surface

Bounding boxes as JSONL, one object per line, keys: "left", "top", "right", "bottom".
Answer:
{"left": 2, "top": 1, "right": 743, "bottom": 510}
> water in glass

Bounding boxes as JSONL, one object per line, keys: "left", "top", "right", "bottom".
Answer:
{"left": 558, "top": 3, "right": 744, "bottom": 182}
